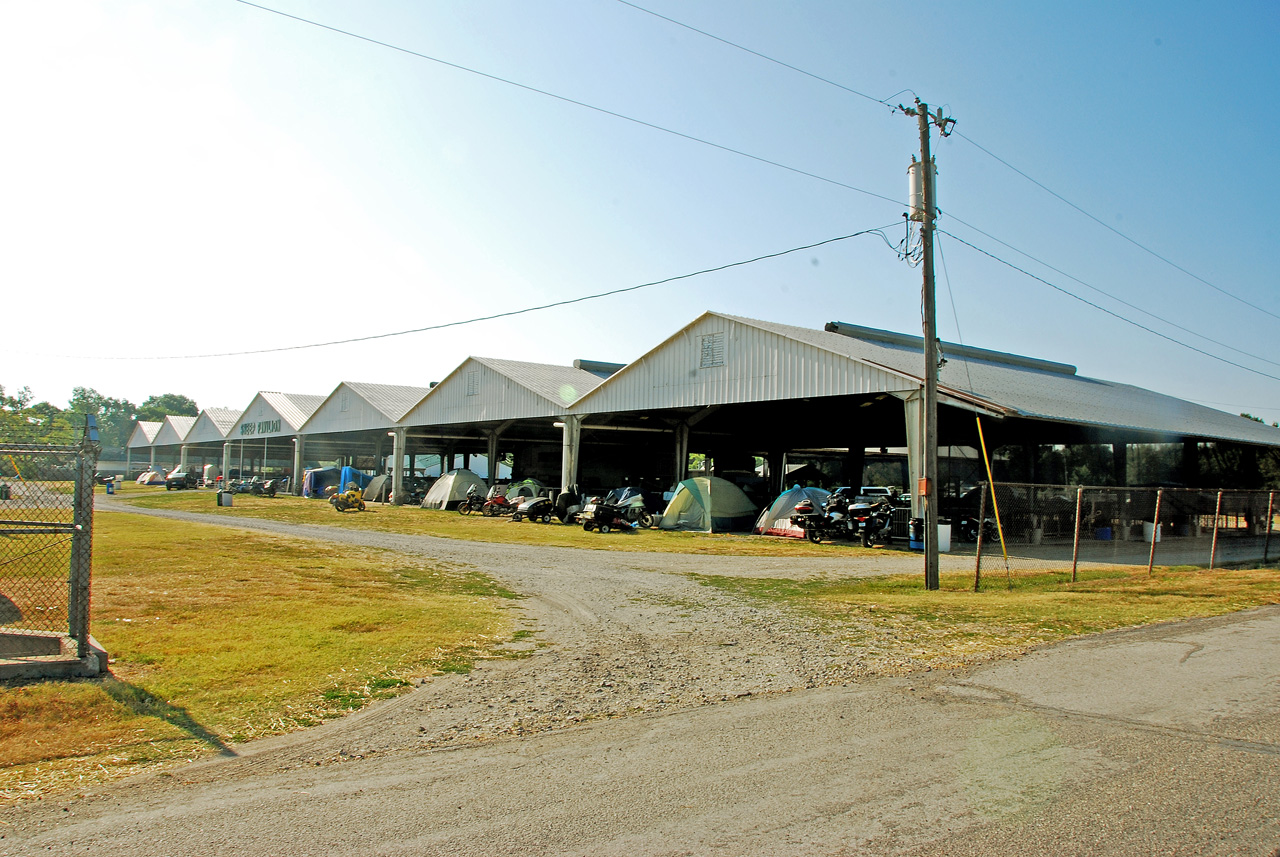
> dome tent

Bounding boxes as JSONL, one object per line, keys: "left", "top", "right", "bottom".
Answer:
{"left": 753, "top": 486, "right": 831, "bottom": 539}
{"left": 658, "top": 476, "right": 757, "bottom": 533}
{"left": 421, "top": 469, "right": 487, "bottom": 510}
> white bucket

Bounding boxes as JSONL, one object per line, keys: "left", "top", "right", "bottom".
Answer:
{"left": 1142, "top": 521, "right": 1161, "bottom": 543}
{"left": 936, "top": 523, "right": 951, "bottom": 553}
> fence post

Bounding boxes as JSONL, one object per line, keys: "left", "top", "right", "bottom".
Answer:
{"left": 1210, "top": 490, "right": 1223, "bottom": 570}
{"left": 1147, "top": 488, "right": 1163, "bottom": 576}
{"left": 1265, "top": 492, "right": 1275, "bottom": 566}
{"left": 973, "top": 482, "right": 988, "bottom": 592}
{"left": 1070, "top": 487, "right": 1083, "bottom": 582}
{"left": 68, "top": 449, "right": 95, "bottom": 659}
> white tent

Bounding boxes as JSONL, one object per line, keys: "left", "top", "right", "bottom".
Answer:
{"left": 421, "top": 469, "right": 487, "bottom": 510}
{"left": 504, "top": 478, "right": 545, "bottom": 500}
{"left": 658, "top": 476, "right": 758, "bottom": 532}
{"left": 753, "top": 486, "right": 831, "bottom": 539}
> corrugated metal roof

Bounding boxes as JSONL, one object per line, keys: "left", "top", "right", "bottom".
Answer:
{"left": 402, "top": 357, "right": 604, "bottom": 427}
{"left": 301, "top": 382, "right": 432, "bottom": 434}
{"left": 152, "top": 415, "right": 198, "bottom": 446}
{"left": 126, "top": 421, "right": 162, "bottom": 448}
{"left": 735, "top": 314, "right": 1280, "bottom": 446}
{"left": 575, "top": 311, "right": 1280, "bottom": 447}
{"left": 231, "top": 392, "right": 326, "bottom": 438}
{"left": 184, "top": 408, "right": 240, "bottom": 444}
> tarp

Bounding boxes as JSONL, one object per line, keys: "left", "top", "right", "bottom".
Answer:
{"left": 363, "top": 474, "right": 389, "bottom": 503}
{"left": 658, "top": 476, "right": 758, "bottom": 532}
{"left": 753, "top": 486, "right": 831, "bottom": 538}
{"left": 339, "top": 466, "right": 374, "bottom": 493}
{"left": 421, "top": 469, "right": 487, "bottom": 510}
{"left": 302, "top": 466, "right": 341, "bottom": 498}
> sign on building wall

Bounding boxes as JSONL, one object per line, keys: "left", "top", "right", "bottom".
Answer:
{"left": 239, "top": 418, "right": 282, "bottom": 437}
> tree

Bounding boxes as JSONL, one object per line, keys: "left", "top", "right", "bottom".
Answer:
{"left": 136, "top": 393, "right": 199, "bottom": 422}
{"left": 67, "top": 387, "right": 138, "bottom": 449}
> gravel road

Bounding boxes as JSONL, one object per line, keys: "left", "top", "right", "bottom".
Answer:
{"left": 2, "top": 505, "right": 1276, "bottom": 855}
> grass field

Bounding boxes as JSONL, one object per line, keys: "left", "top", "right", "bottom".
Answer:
{"left": 0, "top": 512, "right": 519, "bottom": 803}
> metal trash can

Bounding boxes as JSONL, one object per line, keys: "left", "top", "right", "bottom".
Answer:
{"left": 217, "top": 491, "right": 233, "bottom": 507}
{"left": 0, "top": 484, "right": 10, "bottom": 501}
{"left": 105, "top": 481, "right": 115, "bottom": 495}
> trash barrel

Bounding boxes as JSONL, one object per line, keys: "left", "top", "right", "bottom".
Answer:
{"left": 105, "top": 481, "right": 115, "bottom": 495}
{"left": 0, "top": 484, "right": 10, "bottom": 501}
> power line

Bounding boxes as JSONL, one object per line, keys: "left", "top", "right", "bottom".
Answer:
{"left": 231, "top": 0, "right": 901, "bottom": 209}
{"left": 940, "top": 212, "right": 1280, "bottom": 371}
{"left": 953, "top": 132, "right": 1280, "bottom": 323}
{"left": 84, "top": 225, "right": 901, "bottom": 360}
{"left": 938, "top": 229, "right": 1280, "bottom": 385}
{"left": 616, "top": 1, "right": 1280, "bottom": 325}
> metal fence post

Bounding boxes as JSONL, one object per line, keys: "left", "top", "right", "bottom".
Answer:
{"left": 1210, "top": 490, "right": 1223, "bottom": 570}
{"left": 68, "top": 450, "right": 95, "bottom": 658}
{"left": 1147, "top": 488, "right": 1163, "bottom": 576}
{"left": 973, "top": 482, "right": 988, "bottom": 591}
{"left": 1265, "top": 492, "right": 1275, "bottom": 566}
{"left": 1071, "top": 487, "right": 1083, "bottom": 582}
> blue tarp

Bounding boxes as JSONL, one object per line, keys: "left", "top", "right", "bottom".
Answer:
{"left": 302, "top": 467, "right": 341, "bottom": 498}
{"left": 340, "top": 466, "right": 375, "bottom": 492}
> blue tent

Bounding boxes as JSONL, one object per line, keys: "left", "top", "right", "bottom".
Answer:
{"left": 340, "top": 466, "right": 375, "bottom": 493}
{"left": 302, "top": 467, "right": 341, "bottom": 498}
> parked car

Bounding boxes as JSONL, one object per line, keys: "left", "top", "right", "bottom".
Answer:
{"left": 165, "top": 468, "right": 200, "bottom": 490}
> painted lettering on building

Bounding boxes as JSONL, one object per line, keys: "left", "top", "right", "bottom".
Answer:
{"left": 239, "top": 418, "right": 282, "bottom": 436}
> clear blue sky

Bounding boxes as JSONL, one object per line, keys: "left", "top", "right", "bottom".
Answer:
{"left": 3, "top": 1, "right": 1278, "bottom": 423}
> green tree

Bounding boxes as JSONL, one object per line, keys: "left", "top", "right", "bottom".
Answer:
{"left": 136, "top": 393, "right": 199, "bottom": 422}
{"left": 67, "top": 387, "right": 138, "bottom": 449}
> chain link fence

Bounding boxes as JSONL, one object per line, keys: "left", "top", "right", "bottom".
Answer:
{"left": 956, "top": 482, "right": 1277, "bottom": 584}
{"left": 0, "top": 429, "right": 98, "bottom": 660}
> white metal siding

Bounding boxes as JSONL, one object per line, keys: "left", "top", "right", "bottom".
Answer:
{"left": 402, "top": 360, "right": 566, "bottom": 427}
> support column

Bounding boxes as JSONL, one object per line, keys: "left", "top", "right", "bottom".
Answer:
{"left": 221, "top": 442, "right": 231, "bottom": 487}
{"left": 904, "top": 389, "right": 924, "bottom": 518}
{"left": 674, "top": 423, "right": 690, "bottom": 485}
{"left": 560, "top": 415, "right": 582, "bottom": 493}
{"left": 1182, "top": 440, "right": 1200, "bottom": 488}
{"left": 391, "top": 428, "right": 406, "bottom": 505}
{"left": 125, "top": 447, "right": 132, "bottom": 478}
{"left": 843, "top": 438, "right": 866, "bottom": 492}
{"left": 292, "top": 435, "right": 305, "bottom": 496}
{"left": 179, "top": 444, "right": 189, "bottom": 468}
{"left": 767, "top": 449, "right": 786, "bottom": 494}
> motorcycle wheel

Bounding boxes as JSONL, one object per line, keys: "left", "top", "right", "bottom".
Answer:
{"left": 862, "top": 531, "right": 874, "bottom": 548}
{"left": 807, "top": 529, "right": 822, "bottom": 544}
{"left": 458, "top": 503, "right": 473, "bottom": 515}
{"left": 482, "top": 504, "right": 497, "bottom": 517}
{"left": 639, "top": 513, "right": 655, "bottom": 529}
{"left": 334, "top": 498, "right": 348, "bottom": 512}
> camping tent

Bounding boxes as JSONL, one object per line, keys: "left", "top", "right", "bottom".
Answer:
{"left": 339, "top": 466, "right": 374, "bottom": 493}
{"left": 421, "top": 469, "right": 487, "bottom": 510}
{"left": 362, "top": 474, "right": 389, "bottom": 503}
{"left": 658, "top": 476, "right": 758, "bottom": 532}
{"left": 302, "top": 467, "right": 341, "bottom": 498}
{"left": 503, "top": 478, "right": 545, "bottom": 500}
{"left": 753, "top": 486, "right": 831, "bottom": 538}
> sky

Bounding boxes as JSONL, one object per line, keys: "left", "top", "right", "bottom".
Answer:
{"left": 3, "top": 0, "right": 1278, "bottom": 424}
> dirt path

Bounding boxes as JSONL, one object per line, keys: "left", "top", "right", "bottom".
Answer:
{"left": 4, "top": 505, "right": 1276, "bottom": 854}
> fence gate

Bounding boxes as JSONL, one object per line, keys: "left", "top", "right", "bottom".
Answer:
{"left": 0, "top": 425, "right": 99, "bottom": 669}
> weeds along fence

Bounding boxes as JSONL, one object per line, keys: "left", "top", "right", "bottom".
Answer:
{"left": 0, "top": 428, "right": 99, "bottom": 659}
{"left": 965, "top": 482, "right": 1277, "bottom": 585}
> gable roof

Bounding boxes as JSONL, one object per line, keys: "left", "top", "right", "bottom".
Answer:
{"left": 126, "top": 421, "right": 163, "bottom": 448}
{"left": 401, "top": 357, "right": 605, "bottom": 427}
{"left": 231, "top": 392, "right": 326, "bottom": 439}
{"left": 301, "top": 381, "right": 433, "bottom": 434}
{"left": 573, "top": 311, "right": 1280, "bottom": 447}
{"left": 152, "top": 415, "right": 198, "bottom": 446}
{"left": 184, "top": 408, "right": 240, "bottom": 444}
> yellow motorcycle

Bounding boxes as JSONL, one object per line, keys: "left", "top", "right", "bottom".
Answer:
{"left": 329, "top": 483, "right": 366, "bottom": 513}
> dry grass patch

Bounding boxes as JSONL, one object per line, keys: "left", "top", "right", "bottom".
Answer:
{"left": 696, "top": 565, "right": 1280, "bottom": 673}
{"left": 0, "top": 513, "right": 518, "bottom": 804}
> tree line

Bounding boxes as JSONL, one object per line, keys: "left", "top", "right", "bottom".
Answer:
{"left": 0, "top": 384, "right": 197, "bottom": 449}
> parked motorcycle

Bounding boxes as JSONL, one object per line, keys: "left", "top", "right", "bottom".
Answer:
{"left": 603, "top": 487, "right": 655, "bottom": 528}
{"left": 852, "top": 501, "right": 894, "bottom": 547}
{"left": 554, "top": 488, "right": 585, "bottom": 524}
{"left": 481, "top": 486, "right": 519, "bottom": 517}
{"left": 457, "top": 484, "right": 484, "bottom": 515}
{"left": 958, "top": 515, "right": 999, "bottom": 543}
{"left": 790, "top": 492, "right": 857, "bottom": 543}
{"left": 580, "top": 496, "right": 630, "bottom": 533}
{"left": 329, "top": 483, "right": 366, "bottom": 513}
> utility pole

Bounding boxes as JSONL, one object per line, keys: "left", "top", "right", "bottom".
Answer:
{"left": 901, "top": 99, "right": 954, "bottom": 591}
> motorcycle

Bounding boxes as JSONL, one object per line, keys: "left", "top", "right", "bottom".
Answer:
{"left": 580, "top": 496, "right": 631, "bottom": 533}
{"left": 958, "top": 515, "right": 999, "bottom": 543}
{"left": 790, "top": 492, "right": 857, "bottom": 544}
{"left": 250, "top": 478, "right": 279, "bottom": 498}
{"left": 852, "top": 501, "right": 895, "bottom": 547}
{"left": 329, "top": 483, "right": 366, "bottom": 513}
{"left": 554, "top": 488, "right": 585, "bottom": 524}
{"left": 603, "top": 487, "right": 655, "bottom": 528}
{"left": 457, "top": 484, "right": 484, "bottom": 515}
{"left": 481, "top": 486, "right": 519, "bottom": 517}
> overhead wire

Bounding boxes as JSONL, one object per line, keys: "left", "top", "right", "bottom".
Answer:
{"left": 231, "top": 0, "right": 902, "bottom": 209}
{"left": 938, "top": 229, "right": 1280, "bottom": 384}
{"left": 614, "top": 1, "right": 1280, "bottom": 326}
{"left": 233, "top": 1, "right": 1277, "bottom": 382}
{"left": 86, "top": 225, "right": 903, "bottom": 360}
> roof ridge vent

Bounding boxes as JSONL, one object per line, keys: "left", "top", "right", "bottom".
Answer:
{"left": 824, "top": 321, "right": 1076, "bottom": 376}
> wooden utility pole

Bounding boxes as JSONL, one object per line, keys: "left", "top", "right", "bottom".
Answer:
{"left": 902, "top": 99, "right": 954, "bottom": 591}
